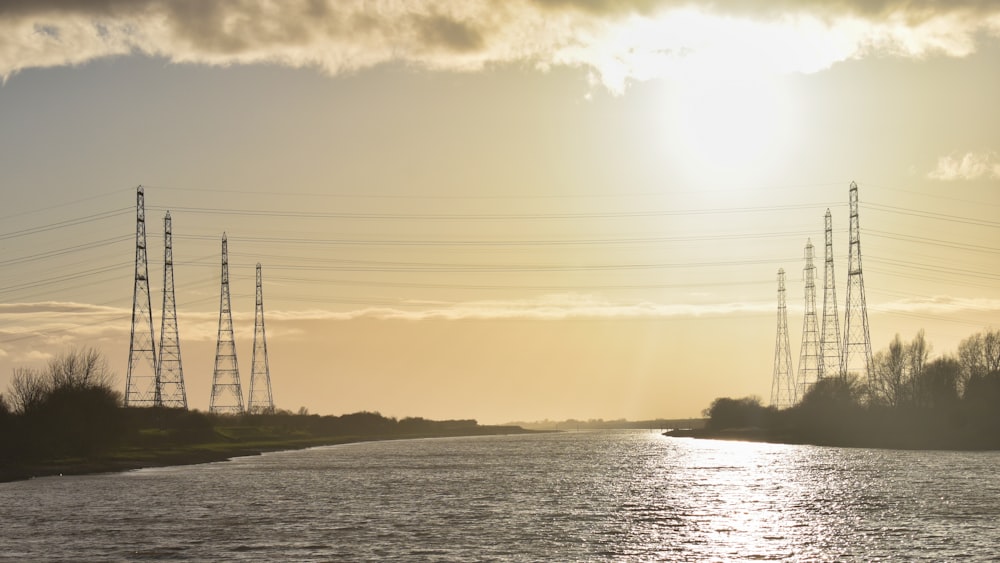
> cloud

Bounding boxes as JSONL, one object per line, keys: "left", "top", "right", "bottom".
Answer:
{"left": 1, "top": 1, "right": 999, "bottom": 92}
{"left": 0, "top": 302, "right": 128, "bottom": 349}
{"left": 873, "top": 295, "right": 1000, "bottom": 314}
{"left": 260, "top": 293, "right": 775, "bottom": 321}
{"left": 927, "top": 151, "right": 1000, "bottom": 181}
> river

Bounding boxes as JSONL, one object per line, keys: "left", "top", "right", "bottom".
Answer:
{"left": 1, "top": 430, "right": 998, "bottom": 561}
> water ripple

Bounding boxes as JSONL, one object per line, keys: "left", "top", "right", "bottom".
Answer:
{"left": 2, "top": 432, "right": 999, "bottom": 561}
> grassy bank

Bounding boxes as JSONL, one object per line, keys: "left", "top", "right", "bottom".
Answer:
{"left": 0, "top": 409, "right": 535, "bottom": 482}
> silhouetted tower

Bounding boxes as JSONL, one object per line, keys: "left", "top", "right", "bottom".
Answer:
{"left": 770, "top": 268, "right": 796, "bottom": 408}
{"left": 156, "top": 212, "right": 188, "bottom": 409}
{"left": 125, "top": 186, "right": 159, "bottom": 406}
{"left": 841, "top": 181, "right": 874, "bottom": 384}
{"left": 247, "top": 263, "right": 275, "bottom": 414}
{"left": 210, "top": 234, "right": 245, "bottom": 414}
{"left": 797, "top": 240, "right": 821, "bottom": 396}
{"left": 819, "top": 209, "right": 843, "bottom": 379}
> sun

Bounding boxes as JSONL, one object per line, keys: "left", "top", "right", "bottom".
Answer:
{"left": 668, "top": 76, "right": 799, "bottom": 186}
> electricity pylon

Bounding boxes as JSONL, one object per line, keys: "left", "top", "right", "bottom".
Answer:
{"left": 156, "top": 212, "right": 188, "bottom": 409}
{"left": 210, "top": 233, "right": 245, "bottom": 414}
{"left": 247, "top": 263, "right": 275, "bottom": 414}
{"left": 819, "top": 209, "right": 843, "bottom": 379}
{"left": 797, "top": 239, "right": 821, "bottom": 397}
{"left": 125, "top": 186, "right": 159, "bottom": 406}
{"left": 770, "top": 268, "right": 796, "bottom": 408}
{"left": 841, "top": 181, "right": 874, "bottom": 385}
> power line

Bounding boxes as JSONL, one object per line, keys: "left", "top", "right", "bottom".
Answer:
{"left": 148, "top": 201, "right": 841, "bottom": 222}
{"left": 266, "top": 275, "right": 774, "bottom": 292}
{"left": 867, "top": 202, "right": 1000, "bottom": 229}
{"left": 172, "top": 229, "right": 832, "bottom": 248}
{"left": 0, "top": 235, "right": 133, "bottom": 267}
{"left": 0, "top": 187, "right": 132, "bottom": 221}
{"left": 143, "top": 180, "right": 851, "bottom": 201}
{"left": 0, "top": 207, "right": 132, "bottom": 240}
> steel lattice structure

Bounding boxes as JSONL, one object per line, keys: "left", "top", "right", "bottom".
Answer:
{"left": 841, "top": 181, "right": 874, "bottom": 384}
{"left": 797, "top": 239, "right": 821, "bottom": 397}
{"left": 247, "top": 263, "right": 275, "bottom": 414}
{"left": 819, "top": 209, "right": 843, "bottom": 379}
{"left": 210, "top": 233, "right": 245, "bottom": 414}
{"left": 770, "top": 268, "right": 796, "bottom": 408}
{"left": 156, "top": 212, "right": 188, "bottom": 409}
{"left": 125, "top": 186, "right": 160, "bottom": 407}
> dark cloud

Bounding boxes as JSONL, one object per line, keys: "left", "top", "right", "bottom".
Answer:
{"left": 529, "top": 0, "right": 666, "bottom": 14}
{"left": 160, "top": 1, "right": 317, "bottom": 55}
{"left": 414, "top": 14, "right": 485, "bottom": 53}
{"left": 0, "top": 0, "right": 144, "bottom": 17}
{"left": 1, "top": 0, "right": 998, "bottom": 88}
{"left": 3, "top": 0, "right": 999, "bottom": 18}
{"left": 528, "top": 0, "right": 1000, "bottom": 18}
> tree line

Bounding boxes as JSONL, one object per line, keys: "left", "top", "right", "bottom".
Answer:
{"left": 703, "top": 327, "right": 1000, "bottom": 449}
{"left": 0, "top": 347, "right": 516, "bottom": 473}
{"left": 1, "top": 348, "right": 125, "bottom": 459}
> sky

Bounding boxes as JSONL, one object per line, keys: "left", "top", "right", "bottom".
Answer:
{"left": 1, "top": 0, "right": 999, "bottom": 423}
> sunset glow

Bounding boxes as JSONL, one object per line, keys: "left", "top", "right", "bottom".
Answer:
{"left": 1, "top": 0, "right": 999, "bottom": 423}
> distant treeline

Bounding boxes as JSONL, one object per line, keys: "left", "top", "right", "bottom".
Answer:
{"left": 695, "top": 327, "right": 1000, "bottom": 450}
{"left": 0, "top": 348, "right": 524, "bottom": 480}
{"left": 511, "top": 418, "right": 705, "bottom": 431}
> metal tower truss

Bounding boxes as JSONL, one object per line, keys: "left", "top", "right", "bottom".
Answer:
{"left": 125, "top": 186, "right": 160, "bottom": 407}
{"left": 770, "top": 268, "right": 796, "bottom": 409}
{"left": 247, "top": 263, "right": 275, "bottom": 414}
{"left": 210, "top": 233, "right": 245, "bottom": 414}
{"left": 841, "top": 182, "right": 874, "bottom": 384}
{"left": 797, "top": 239, "right": 821, "bottom": 397}
{"left": 156, "top": 212, "right": 188, "bottom": 409}
{"left": 819, "top": 209, "right": 843, "bottom": 379}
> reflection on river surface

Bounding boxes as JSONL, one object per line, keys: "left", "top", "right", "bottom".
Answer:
{"left": 2, "top": 430, "right": 999, "bottom": 561}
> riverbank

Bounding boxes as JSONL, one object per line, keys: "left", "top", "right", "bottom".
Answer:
{"left": 1, "top": 409, "right": 537, "bottom": 483}
{"left": 662, "top": 425, "right": 1000, "bottom": 451}
{"left": 1, "top": 426, "right": 536, "bottom": 482}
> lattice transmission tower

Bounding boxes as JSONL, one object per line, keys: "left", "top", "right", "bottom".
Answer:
{"left": 770, "top": 268, "right": 796, "bottom": 408}
{"left": 797, "top": 240, "right": 821, "bottom": 397}
{"left": 210, "top": 233, "right": 245, "bottom": 414}
{"left": 247, "top": 263, "right": 275, "bottom": 414}
{"left": 125, "top": 186, "right": 159, "bottom": 407}
{"left": 819, "top": 209, "right": 843, "bottom": 379}
{"left": 841, "top": 181, "right": 874, "bottom": 385}
{"left": 156, "top": 212, "right": 188, "bottom": 409}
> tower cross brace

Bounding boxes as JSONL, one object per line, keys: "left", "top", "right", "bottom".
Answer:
{"left": 770, "top": 268, "right": 796, "bottom": 408}
{"left": 125, "top": 185, "right": 160, "bottom": 407}
{"left": 210, "top": 233, "right": 245, "bottom": 414}
{"left": 841, "top": 181, "right": 874, "bottom": 385}
{"left": 247, "top": 263, "right": 275, "bottom": 414}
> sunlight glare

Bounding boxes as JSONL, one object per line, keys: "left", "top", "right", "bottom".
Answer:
{"left": 671, "top": 76, "right": 798, "bottom": 186}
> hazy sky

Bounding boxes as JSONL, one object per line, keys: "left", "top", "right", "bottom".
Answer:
{"left": 2, "top": 0, "right": 999, "bottom": 423}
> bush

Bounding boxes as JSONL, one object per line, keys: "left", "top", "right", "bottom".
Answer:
{"left": 703, "top": 396, "right": 770, "bottom": 430}
{"left": 4, "top": 348, "right": 125, "bottom": 460}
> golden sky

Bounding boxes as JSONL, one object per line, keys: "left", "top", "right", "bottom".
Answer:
{"left": 1, "top": 1, "right": 999, "bottom": 422}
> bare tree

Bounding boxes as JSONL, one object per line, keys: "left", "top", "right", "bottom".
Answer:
{"left": 958, "top": 328, "right": 1000, "bottom": 393}
{"left": 8, "top": 366, "right": 49, "bottom": 414}
{"left": 912, "top": 356, "right": 960, "bottom": 409}
{"left": 48, "top": 347, "right": 115, "bottom": 390}
{"left": 871, "top": 331, "right": 932, "bottom": 407}
{"left": 985, "top": 329, "right": 1000, "bottom": 373}
{"left": 872, "top": 334, "right": 908, "bottom": 407}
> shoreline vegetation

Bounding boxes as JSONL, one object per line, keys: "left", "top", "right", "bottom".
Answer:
{"left": 507, "top": 418, "right": 705, "bottom": 431}
{"left": 1, "top": 408, "right": 535, "bottom": 483}
{"left": 667, "top": 328, "right": 1000, "bottom": 451}
{"left": 0, "top": 348, "right": 535, "bottom": 483}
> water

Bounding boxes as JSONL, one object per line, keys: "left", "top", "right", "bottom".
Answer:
{"left": 2, "top": 430, "right": 999, "bottom": 561}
